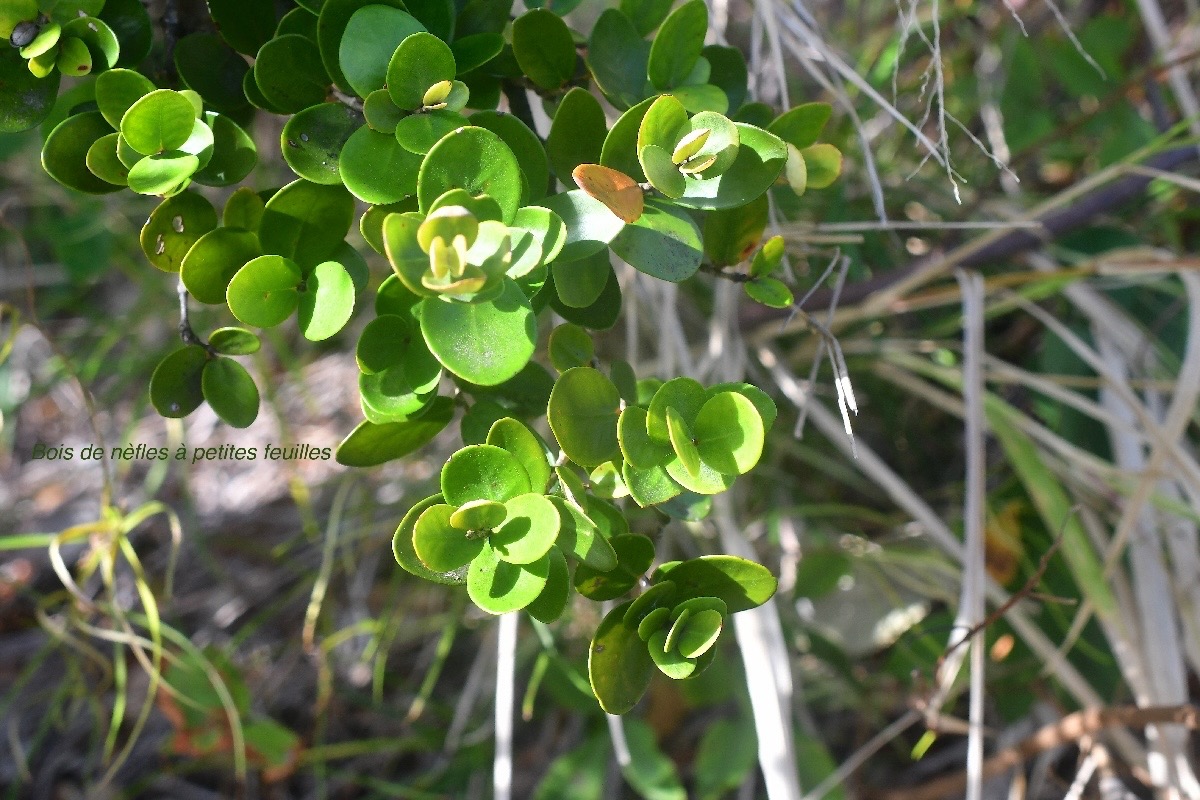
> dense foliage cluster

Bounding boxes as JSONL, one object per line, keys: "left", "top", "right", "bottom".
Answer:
{"left": 1, "top": 0, "right": 842, "bottom": 712}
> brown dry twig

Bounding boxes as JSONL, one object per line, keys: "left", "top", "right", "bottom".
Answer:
{"left": 874, "top": 704, "right": 1200, "bottom": 800}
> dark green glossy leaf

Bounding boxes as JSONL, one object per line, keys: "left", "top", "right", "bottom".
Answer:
{"left": 206, "top": 0, "right": 275, "bottom": 55}
{"left": 85, "top": 132, "right": 130, "bottom": 185}
{"left": 486, "top": 417, "right": 552, "bottom": 493}
{"left": 393, "top": 109, "right": 467, "bottom": 155}
{"left": 360, "top": 366, "right": 435, "bottom": 423}
{"left": 418, "top": 279, "right": 536, "bottom": 386}
{"left": 546, "top": 87, "right": 605, "bottom": 188}
{"left": 254, "top": 34, "right": 330, "bottom": 113}
{"left": 588, "top": 600, "right": 653, "bottom": 714}
{"left": 441, "top": 443, "right": 533, "bottom": 506}
{"left": 600, "top": 96, "right": 653, "bottom": 181}
{"left": 61, "top": 16, "right": 119, "bottom": 72}
{"left": 338, "top": 5, "right": 425, "bottom": 97}
{"left": 175, "top": 33, "right": 250, "bottom": 115}
{"left": 548, "top": 248, "right": 608, "bottom": 308}
{"left": 356, "top": 313, "right": 409, "bottom": 373}
{"left": 574, "top": 533, "right": 654, "bottom": 601}
{"left": 468, "top": 110, "right": 550, "bottom": 203}
{"left": 586, "top": 8, "right": 648, "bottom": 110}
{"left": 512, "top": 8, "right": 576, "bottom": 91}
{"left": 149, "top": 345, "right": 207, "bottom": 418}
{"left": 337, "top": 395, "right": 454, "bottom": 466}
{"left": 317, "top": 0, "right": 408, "bottom": 91}
{"left": 653, "top": 555, "right": 777, "bottom": 613}
{"left": 768, "top": 102, "right": 832, "bottom": 150}
{"left": 192, "top": 112, "right": 256, "bottom": 186}
{"left": 340, "top": 124, "right": 421, "bottom": 204}
{"left": 387, "top": 31, "right": 456, "bottom": 110}
{"left": 140, "top": 190, "right": 218, "bottom": 272}
{"left": 547, "top": 366, "right": 620, "bottom": 468}
{"left": 201, "top": 356, "right": 260, "bottom": 428}
{"left": 225, "top": 254, "right": 302, "bottom": 325}
{"left": 259, "top": 179, "right": 354, "bottom": 268}
{"left": 404, "top": 0, "right": 454, "bottom": 39}
{"left": 98, "top": 0, "right": 153, "bottom": 67}
{"left": 647, "top": 0, "right": 706, "bottom": 90}
{"left": 363, "top": 89, "right": 404, "bottom": 133}
{"left": 546, "top": 263, "right": 621, "bottom": 331}
{"left": 609, "top": 198, "right": 702, "bottom": 282}
{"left": 547, "top": 323, "right": 593, "bottom": 373}
{"left": 450, "top": 32, "right": 503, "bottom": 75}
{"left": 393, "top": 492, "right": 468, "bottom": 585}
{"left": 702, "top": 44, "right": 747, "bottom": 113}
{"left": 418, "top": 125, "right": 523, "bottom": 223}
{"left": 623, "top": 580, "right": 676, "bottom": 630}
{"left": 42, "top": 111, "right": 122, "bottom": 193}
{"left": 208, "top": 327, "right": 261, "bottom": 355}
{"left": 94, "top": 67, "right": 153, "bottom": 129}
{"left": 526, "top": 546, "right": 570, "bottom": 623}
{"left": 276, "top": 6, "right": 319, "bottom": 41}
{"left": 281, "top": 102, "right": 361, "bottom": 184}
{"left": 180, "top": 227, "right": 261, "bottom": 304}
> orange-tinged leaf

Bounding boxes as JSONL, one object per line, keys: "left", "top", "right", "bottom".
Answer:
{"left": 572, "top": 163, "right": 645, "bottom": 223}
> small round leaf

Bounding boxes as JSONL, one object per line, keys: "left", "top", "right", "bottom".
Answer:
{"left": 490, "top": 492, "right": 559, "bottom": 564}
{"left": 226, "top": 254, "right": 303, "bottom": 327}
{"left": 297, "top": 260, "right": 355, "bottom": 341}
{"left": 467, "top": 540, "right": 549, "bottom": 614}
{"left": 149, "top": 345, "right": 207, "bottom": 418}
{"left": 440, "top": 443, "right": 532, "bottom": 506}
{"left": 414, "top": 503, "right": 485, "bottom": 571}
{"left": 201, "top": 356, "right": 260, "bottom": 428}
{"left": 547, "top": 366, "right": 621, "bottom": 468}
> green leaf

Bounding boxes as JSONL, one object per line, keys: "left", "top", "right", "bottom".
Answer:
{"left": 663, "top": 453, "right": 732, "bottom": 495}
{"left": 534, "top": 734, "right": 610, "bottom": 800}
{"left": 41, "top": 111, "right": 122, "bottom": 194}
{"left": 338, "top": 4, "right": 425, "bottom": 97}
{"left": 441, "top": 443, "right": 533, "bottom": 506}
{"left": 526, "top": 545, "right": 570, "bottom": 623}
{"left": 85, "top": 132, "right": 129, "bottom": 185}
{"left": 675, "top": 608, "right": 723, "bottom": 658}
{"left": 508, "top": 205, "right": 566, "bottom": 277}
{"left": 254, "top": 34, "right": 330, "bottom": 113}
{"left": 259, "top": 179, "right": 354, "bottom": 269}
{"left": 337, "top": 124, "right": 422, "bottom": 204}
{"left": 468, "top": 110, "right": 551, "bottom": 204}
{"left": 206, "top": 0, "right": 275, "bottom": 55}
{"left": 393, "top": 109, "right": 467, "bottom": 155}
{"left": 336, "top": 396, "right": 454, "bottom": 467}
{"left": 647, "top": 0, "right": 706, "bottom": 90}
{"left": 609, "top": 199, "right": 702, "bottom": 282}
{"left": 693, "top": 718, "right": 758, "bottom": 800}
{"left": 653, "top": 555, "right": 777, "bottom": 613}
{"left": 622, "top": 462, "right": 682, "bottom": 507}
{"left": 468, "top": 540, "right": 549, "bottom": 614}
{"left": 139, "top": 191, "right": 218, "bottom": 273}
{"left": 355, "top": 314, "right": 408, "bottom": 373}
{"left": 546, "top": 88, "right": 606, "bottom": 188}
{"left": 547, "top": 263, "right": 622, "bottom": 331}
{"left": 192, "top": 112, "right": 256, "bottom": 187}
{"left": 646, "top": 377, "right": 706, "bottom": 443}
{"left": 744, "top": 276, "right": 794, "bottom": 309}
{"left": 768, "top": 102, "right": 832, "bottom": 150}
{"left": 512, "top": 8, "right": 576, "bottom": 91}
{"left": 404, "top": 0, "right": 454, "bottom": 39}
{"left": 126, "top": 151, "right": 199, "bottom": 196}
{"left": 674, "top": 123, "right": 787, "bottom": 210}
{"left": 0, "top": 37, "right": 59, "bottom": 133}
{"left": 548, "top": 248, "right": 609, "bottom": 309}
{"left": 174, "top": 33, "right": 250, "bottom": 115}
{"left": 587, "top": 8, "right": 649, "bottom": 110}
{"left": 702, "top": 44, "right": 748, "bottom": 113}
{"left": 547, "top": 366, "right": 621, "bottom": 468}
{"left": 637, "top": 94, "right": 689, "bottom": 154}
{"left": 225, "top": 254, "right": 302, "bottom": 326}
{"left": 800, "top": 143, "right": 841, "bottom": 189}
{"left": 638, "top": 143, "right": 684, "bottom": 199}
{"left": 491, "top": 493, "right": 559, "bottom": 564}
{"left": 316, "top": 0, "right": 407, "bottom": 92}
{"left": 201, "top": 356, "right": 260, "bottom": 428}
{"left": 540, "top": 190, "right": 624, "bottom": 262}
{"left": 450, "top": 32, "right": 504, "bottom": 74}
{"left": 620, "top": 0, "right": 672, "bottom": 36}
{"left": 418, "top": 126, "right": 524, "bottom": 223}
{"left": 574, "top": 533, "right": 654, "bottom": 601}
{"left": 588, "top": 600, "right": 653, "bottom": 714}
{"left": 387, "top": 31, "right": 456, "bottom": 110}
{"left": 693, "top": 390, "right": 764, "bottom": 475}
{"left": 449, "top": 499, "right": 506, "bottom": 532}
{"left": 486, "top": 417, "right": 552, "bottom": 494}
{"left": 223, "top": 187, "right": 265, "bottom": 231}
{"left": 414, "top": 503, "right": 485, "bottom": 571}
{"left": 61, "top": 17, "right": 118, "bottom": 72}
{"left": 297, "top": 260, "right": 355, "bottom": 340}
{"left": 276, "top": 6, "right": 319, "bottom": 40}
{"left": 618, "top": 405, "right": 669, "bottom": 469}
{"left": 703, "top": 195, "right": 767, "bottom": 268}
{"left": 599, "top": 96, "right": 653, "bottom": 181}
{"left": 149, "top": 345, "right": 208, "bottom": 418}
{"left": 665, "top": 407, "right": 701, "bottom": 477}
{"left": 749, "top": 235, "right": 784, "bottom": 278}
{"left": 180, "top": 228, "right": 261, "bottom": 304}
{"left": 281, "top": 102, "right": 361, "bottom": 185}
{"left": 623, "top": 581, "right": 677, "bottom": 630}
{"left": 95, "top": 67, "right": 154, "bottom": 129}
{"left": 98, "top": 0, "right": 152, "bottom": 66}
{"left": 208, "top": 327, "right": 261, "bottom": 355}
{"left": 670, "top": 83, "right": 728, "bottom": 115}
{"left": 394, "top": 493, "right": 468, "bottom": 584}
{"left": 646, "top": 629, "right": 695, "bottom": 679}
{"left": 120, "top": 89, "right": 196, "bottom": 155}
{"left": 548, "top": 323, "right": 594, "bottom": 373}
{"left": 359, "top": 365, "right": 436, "bottom": 423}
{"left": 548, "top": 496, "right": 617, "bottom": 571}
{"left": 418, "top": 279, "right": 536, "bottom": 386}
{"left": 706, "top": 381, "right": 777, "bottom": 429}
{"left": 363, "top": 89, "right": 404, "bottom": 133}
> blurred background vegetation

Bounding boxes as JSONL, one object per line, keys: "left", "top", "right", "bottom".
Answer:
{"left": 3, "top": 0, "right": 1200, "bottom": 798}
